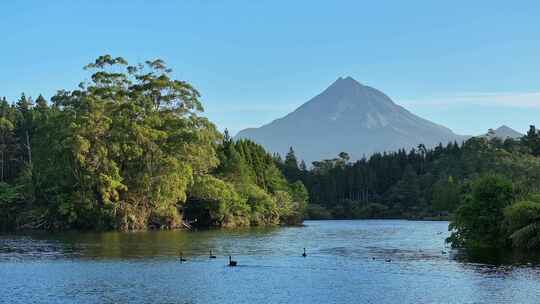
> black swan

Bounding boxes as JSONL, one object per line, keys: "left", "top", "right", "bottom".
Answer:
{"left": 228, "top": 256, "right": 237, "bottom": 267}
{"left": 179, "top": 251, "right": 187, "bottom": 263}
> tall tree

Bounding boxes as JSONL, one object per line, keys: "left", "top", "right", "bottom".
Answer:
{"left": 283, "top": 147, "right": 301, "bottom": 182}
{"left": 522, "top": 125, "right": 540, "bottom": 156}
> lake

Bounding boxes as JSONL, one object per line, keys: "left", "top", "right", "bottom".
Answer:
{"left": 1, "top": 220, "right": 540, "bottom": 303}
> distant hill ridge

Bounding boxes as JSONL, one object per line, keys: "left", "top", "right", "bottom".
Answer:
{"left": 484, "top": 125, "right": 523, "bottom": 140}
{"left": 236, "top": 77, "right": 467, "bottom": 163}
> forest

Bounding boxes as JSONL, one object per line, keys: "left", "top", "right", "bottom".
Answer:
{"left": 277, "top": 127, "right": 540, "bottom": 250}
{"left": 0, "top": 55, "right": 307, "bottom": 231}
{"left": 2, "top": 55, "right": 540, "bottom": 252}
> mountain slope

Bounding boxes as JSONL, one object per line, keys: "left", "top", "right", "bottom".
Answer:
{"left": 235, "top": 77, "right": 466, "bottom": 163}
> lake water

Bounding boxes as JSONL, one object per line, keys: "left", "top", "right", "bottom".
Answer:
{"left": 1, "top": 220, "right": 540, "bottom": 303}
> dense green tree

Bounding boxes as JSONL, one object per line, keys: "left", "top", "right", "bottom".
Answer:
{"left": 432, "top": 176, "right": 460, "bottom": 213}
{"left": 285, "top": 147, "right": 298, "bottom": 168}
{"left": 185, "top": 174, "right": 249, "bottom": 228}
{"left": 387, "top": 164, "right": 421, "bottom": 213}
{"left": 504, "top": 194, "right": 540, "bottom": 250}
{"left": 185, "top": 136, "right": 308, "bottom": 228}
{"left": 0, "top": 182, "right": 22, "bottom": 230}
{"left": 283, "top": 147, "right": 301, "bottom": 182}
{"left": 0, "top": 117, "right": 15, "bottom": 183}
{"left": 522, "top": 125, "right": 540, "bottom": 156}
{"left": 299, "top": 160, "right": 308, "bottom": 172}
{"left": 448, "top": 175, "right": 514, "bottom": 248}
{"left": 40, "top": 55, "right": 221, "bottom": 230}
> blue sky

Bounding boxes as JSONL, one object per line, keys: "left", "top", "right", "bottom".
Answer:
{"left": 1, "top": 0, "right": 539, "bottom": 135}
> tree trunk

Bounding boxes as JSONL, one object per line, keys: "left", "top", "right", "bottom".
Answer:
{"left": 25, "top": 130, "right": 32, "bottom": 167}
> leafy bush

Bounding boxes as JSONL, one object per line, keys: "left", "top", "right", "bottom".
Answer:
{"left": 448, "top": 175, "right": 513, "bottom": 248}
{"left": 504, "top": 200, "right": 540, "bottom": 249}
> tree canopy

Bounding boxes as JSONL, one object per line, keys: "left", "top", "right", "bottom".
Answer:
{"left": 0, "top": 55, "right": 308, "bottom": 231}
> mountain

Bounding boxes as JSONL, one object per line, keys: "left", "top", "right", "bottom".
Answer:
{"left": 484, "top": 125, "right": 523, "bottom": 140}
{"left": 235, "top": 77, "right": 466, "bottom": 163}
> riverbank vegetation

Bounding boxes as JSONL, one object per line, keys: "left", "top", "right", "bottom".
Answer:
{"left": 278, "top": 128, "right": 540, "bottom": 250}
{"left": 0, "top": 55, "right": 307, "bottom": 231}
{"left": 448, "top": 174, "right": 540, "bottom": 251}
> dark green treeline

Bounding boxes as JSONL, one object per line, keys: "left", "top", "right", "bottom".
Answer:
{"left": 277, "top": 128, "right": 540, "bottom": 250}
